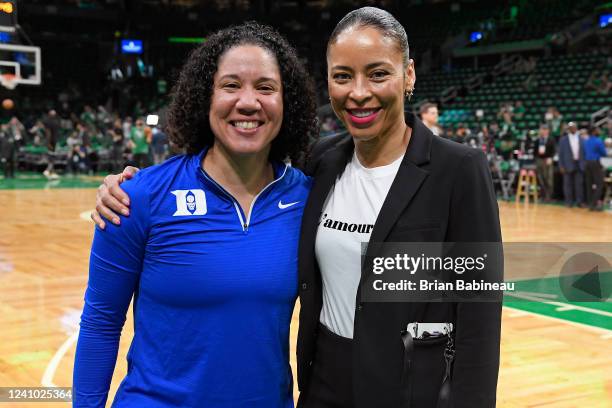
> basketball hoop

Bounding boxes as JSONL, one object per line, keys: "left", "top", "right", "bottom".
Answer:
{"left": 0, "top": 73, "right": 19, "bottom": 90}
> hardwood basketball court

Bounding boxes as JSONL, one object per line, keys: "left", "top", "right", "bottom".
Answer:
{"left": 0, "top": 186, "right": 610, "bottom": 407}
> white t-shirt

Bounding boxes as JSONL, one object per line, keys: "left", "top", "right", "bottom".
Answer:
{"left": 315, "top": 152, "right": 403, "bottom": 338}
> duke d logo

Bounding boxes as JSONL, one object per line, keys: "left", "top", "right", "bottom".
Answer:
{"left": 172, "top": 189, "right": 207, "bottom": 216}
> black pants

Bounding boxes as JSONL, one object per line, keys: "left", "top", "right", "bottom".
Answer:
{"left": 562, "top": 163, "right": 584, "bottom": 206}
{"left": 2, "top": 156, "right": 15, "bottom": 178}
{"left": 585, "top": 160, "right": 604, "bottom": 209}
{"left": 45, "top": 150, "right": 55, "bottom": 173}
{"left": 110, "top": 145, "right": 124, "bottom": 173}
{"left": 299, "top": 324, "right": 354, "bottom": 408}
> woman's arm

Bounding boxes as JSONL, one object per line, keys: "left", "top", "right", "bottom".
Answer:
{"left": 446, "top": 150, "right": 502, "bottom": 408}
{"left": 90, "top": 167, "right": 140, "bottom": 229}
{"left": 73, "top": 174, "right": 150, "bottom": 407}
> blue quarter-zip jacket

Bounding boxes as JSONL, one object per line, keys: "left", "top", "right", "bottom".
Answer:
{"left": 73, "top": 148, "right": 312, "bottom": 407}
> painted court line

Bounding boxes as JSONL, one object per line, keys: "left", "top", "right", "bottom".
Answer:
{"left": 508, "top": 293, "right": 612, "bottom": 318}
{"left": 511, "top": 290, "right": 558, "bottom": 299}
{"left": 41, "top": 329, "right": 79, "bottom": 387}
{"left": 507, "top": 310, "right": 530, "bottom": 318}
{"left": 502, "top": 306, "right": 612, "bottom": 335}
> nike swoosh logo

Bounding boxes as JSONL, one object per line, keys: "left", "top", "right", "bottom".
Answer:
{"left": 278, "top": 200, "right": 300, "bottom": 209}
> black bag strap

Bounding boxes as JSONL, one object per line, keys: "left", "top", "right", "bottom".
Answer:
{"left": 400, "top": 329, "right": 414, "bottom": 407}
{"left": 436, "top": 327, "right": 455, "bottom": 408}
{"left": 400, "top": 324, "right": 455, "bottom": 408}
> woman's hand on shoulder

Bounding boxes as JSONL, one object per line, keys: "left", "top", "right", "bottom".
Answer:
{"left": 91, "top": 166, "right": 140, "bottom": 229}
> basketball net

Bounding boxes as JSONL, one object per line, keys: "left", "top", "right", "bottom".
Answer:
{"left": 0, "top": 73, "right": 19, "bottom": 90}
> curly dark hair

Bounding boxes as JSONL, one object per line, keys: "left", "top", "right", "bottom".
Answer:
{"left": 166, "top": 21, "right": 318, "bottom": 162}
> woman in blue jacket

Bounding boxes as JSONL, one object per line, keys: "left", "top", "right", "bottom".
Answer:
{"left": 73, "top": 22, "right": 317, "bottom": 407}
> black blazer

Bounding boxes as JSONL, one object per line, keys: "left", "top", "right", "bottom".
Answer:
{"left": 533, "top": 136, "right": 556, "bottom": 159}
{"left": 296, "top": 113, "right": 502, "bottom": 408}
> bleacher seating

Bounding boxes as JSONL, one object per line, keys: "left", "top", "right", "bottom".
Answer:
{"left": 414, "top": 66, "right": 489, "bottom": 105}
{"left": 432, "top": 53, "right": 612, "bottom": 131}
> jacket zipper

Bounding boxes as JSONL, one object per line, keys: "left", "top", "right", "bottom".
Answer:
{"left": 200, "top": 166, "right": 287, "bottom": 232}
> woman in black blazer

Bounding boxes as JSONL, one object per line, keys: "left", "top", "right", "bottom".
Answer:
{"left": 296, "top": 7, "right": 502, "bottom": 408}
{"left": 92, "top": 7, "right": 502, "bottom": 408}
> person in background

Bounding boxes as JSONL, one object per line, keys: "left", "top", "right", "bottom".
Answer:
{"left": 96, "top": 105, "right": 112, "bottom": 131}
{"left": 109, "top": 118, "right": 124, "bottom": 173}
{"left": 75, "top": 122, "right": 94, "bottom": 174}
{"left": 76, "top": 122, "right": 90, "bottom": 147}
{"left": 454, "top": 123, "right": 471, "bottom": 144}
{"left": 0, "top": 123, "right": 16, "bottom": 178}
{"left": 478, "top": 124, "right": 495, "bottom": 153}
{"left": 464, "top": 129, "right": 480, "bottom": 148}
{"left": 602, "top": 117, "right": 612, "bottom": 139}
{"left": 533, "top": 124, "right": 556, "bottom": 202}
{"left": 584, "top": 127, "right": 608, "bottom": 211}
{"left": 442, "top": 126, "right": 454, "bottom": 141}
{"left": 489, "top": 122, "right": 500, "bottom": 139}
{"left": 122, "top": 116, "right": 133, "bottom": 141}
{"left": 67, "top": 131, "right": 88, "bottom": 175}
{"left": 496, "top": 102, "right": 513, "bottom": 121}
{"left": 585, "top": 70, "right": 612, "bottom": 95}
{"left": 419, "top": 102, "right": 442, "bottom": 136}
{"left": 80, "top": 105, "right": 96, "bottom": 133}
{"left": 558, "top": 122, "right": 586, "bottom": 207}
{"left": 320, "top": 116, "right": 340, "bottom": 137}
{"left": 129, "top": 118, "right": 150, "bottom": 168}
{"left": 522, "top": 72, "right": 538, "bottom": 92}
{"left": 513, "top": 101, "right": 526, "bottom": 119}
{"left": 8, "top": 117, "right": 25, "bottom": 147}
{"left": 42, "top": 109, "right": 60, "bottom": 179}
{"left": 150, "top": 126, "right": 168, "bottom": 165}
{"left": 545, "top": 107, "right": 563, "bottom": 138}
{"left": 579, "top": 128, "right": 589, "bottom": 141}
{"left": 500, "top": 111, "right": 517, "bottom": 137}
{"left": 28, "top": 120, "right": 47, "bottom": 147}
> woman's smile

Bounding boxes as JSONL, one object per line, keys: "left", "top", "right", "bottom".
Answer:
{"left": 345, "top": 107, "right": 382, "bottom": 126}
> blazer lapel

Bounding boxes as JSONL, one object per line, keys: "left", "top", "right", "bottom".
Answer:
{"left": 363, "top": 115, "right": 433, "bottom": 272}
{"left": 299, "top": 136, "right": 354, "bottom": 280}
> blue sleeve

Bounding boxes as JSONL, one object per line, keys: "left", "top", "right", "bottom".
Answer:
{"left": 73, "top": 174, "right": 150, "bottom": 407}
{"left": 598, "top": 139, "right": 608, "bottom": 158}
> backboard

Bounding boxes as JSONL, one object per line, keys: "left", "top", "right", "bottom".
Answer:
{"left": 0, "top": 43, "right": 41, "bottom": 88}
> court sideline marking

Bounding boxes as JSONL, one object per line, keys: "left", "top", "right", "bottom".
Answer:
{"left": 508, "top": 292, "right": 612, "bottom": 318}
{"left": 41, "top": 330, "right": 79, "bottom": 387}
{"left": 502, "top": 306, "right": 612, "bottom": 338}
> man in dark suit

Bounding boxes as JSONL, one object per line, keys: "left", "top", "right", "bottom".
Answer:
{"left": 297, "top": 112, "right": 502, "bottom": 408}
{"left": 584, "top": 127, "right": 608, "bottom": 211}
{"left": 533, "top": 124, "right": 556, "bottom": 201}
{"left": 0, "top": 123, "right": 16, "bottom": 179}
{"left": 558, "top": 122, "right": 586, "bottom": 207}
